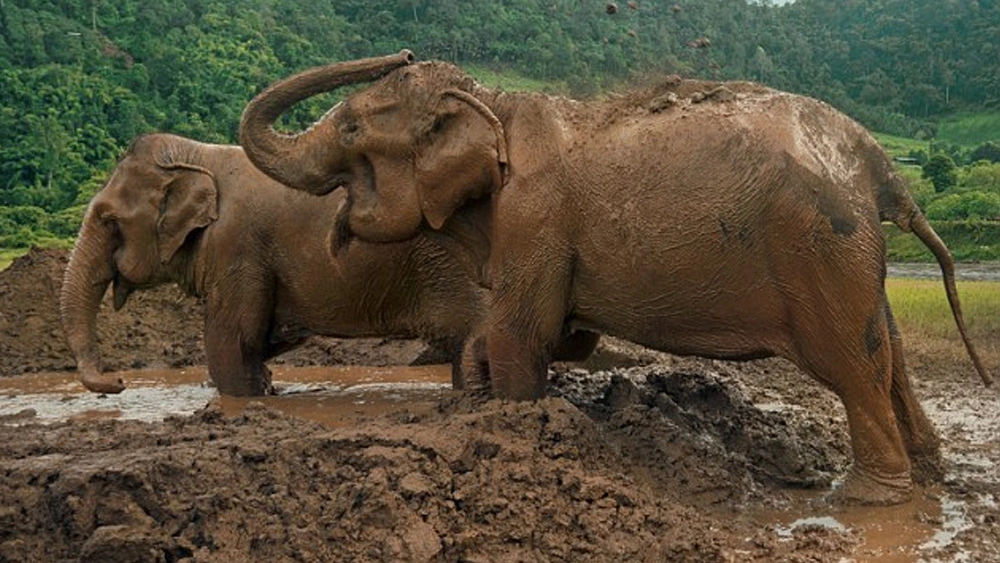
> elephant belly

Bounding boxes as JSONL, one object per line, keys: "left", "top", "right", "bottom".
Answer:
{"left": 271, "top": 295, "right": 376, "bottom": 339}
{"left": 570, "top": 247, "right": 792, "bottom": 361}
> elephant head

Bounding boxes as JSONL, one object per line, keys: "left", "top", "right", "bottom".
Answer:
{"left": 60, "top": 134, "right": 218, "bottom": 393}
{"left": 240, "top": 50, "right": 508, "bottom": 244}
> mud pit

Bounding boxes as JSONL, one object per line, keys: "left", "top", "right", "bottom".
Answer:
{"left": 1, "top": 248, "right": 998, "bottom": 562}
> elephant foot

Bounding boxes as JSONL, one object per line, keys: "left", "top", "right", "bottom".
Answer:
{"left": 459, "top": 335, "right": 492, "bottom": 399}
{"left": 834, "top": 467, "right": 912, "bottom": 505}
{"left": 909, "top": 449, "right": 945, "bottom": 485}
{"left": 81, "top": 373, "right": 126, "bottom": 394}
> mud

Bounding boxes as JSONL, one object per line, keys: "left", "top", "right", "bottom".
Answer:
{"left": 1, "top": 247, "right": 998, "bottom": 562}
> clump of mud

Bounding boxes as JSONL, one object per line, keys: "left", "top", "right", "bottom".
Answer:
{"left": 0, "top": 371, "right": 856, "bottom": 562}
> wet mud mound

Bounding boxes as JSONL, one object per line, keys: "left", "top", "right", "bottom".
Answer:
{"left": 0, "top": 369, "right": 858, "bottom": 563}
{"left": 2, "top": 247, "right": 998, "bottom": 561}
{"left": 0, "top": 248, "right": 441, "bottom": 379}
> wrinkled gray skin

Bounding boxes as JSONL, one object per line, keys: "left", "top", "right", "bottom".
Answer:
{"left": 238, "top": 52, "right": 990, "bottom": 504}
{"left": 59, "top": 133, "right": 598, "bottom": 396}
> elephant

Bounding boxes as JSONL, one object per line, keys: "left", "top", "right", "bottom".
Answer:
{"left": 60, "top": 132, "right": 600, "bottom": 396}
{"left": 238, "top": 51, "right": 991, "bottom": 504}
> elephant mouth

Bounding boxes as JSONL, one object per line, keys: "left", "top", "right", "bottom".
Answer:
{"left": 329, "top": 158, "right": 377, "bottom": 251}
{"left": 112, "top": 271, "right": 135, "bottom": 311}
{"left": 331, "top": 197, "right": 355, "bottom": 253}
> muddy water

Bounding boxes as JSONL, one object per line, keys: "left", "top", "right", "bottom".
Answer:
{"left": 0, "top": 364, "right": 454, "bottom": 427}
{"left": 746, "top": 397, "right": 983, "bottom": 563}
{"left": 888, "top": 261, "right": 1000, "bottom": 281}
{"left": 752, "top": 488, "right": 976, "bottom": 563}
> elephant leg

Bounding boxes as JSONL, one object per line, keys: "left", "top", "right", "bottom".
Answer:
{"left": 790, "top": 296, "right": 912, "bottom": 504}
{"left": 459, "top": 331, "right": 491, "bottom": 396}
{"left": 485, "top": 250, "right": 572, "bottom": 401}
{"left": 204, "top": 276, "right": 275, "bottom": 397}
{"left": 885, "top": 302, "right": 943, "bottom": 484}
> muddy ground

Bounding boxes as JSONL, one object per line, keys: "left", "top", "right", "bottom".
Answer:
{"left": 0, "top": 247, "right": 998, "bottom": 562}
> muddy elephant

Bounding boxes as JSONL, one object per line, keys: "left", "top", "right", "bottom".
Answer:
{"left": 239, "top": 51, "right": 990, "bottom": 504}
{"left": 60, "top": 133, "right": 599, "bottom": 396}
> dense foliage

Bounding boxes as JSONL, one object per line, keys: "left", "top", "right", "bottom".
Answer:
{"left": 1, "top": 0, "right": 998, "bottom": 256}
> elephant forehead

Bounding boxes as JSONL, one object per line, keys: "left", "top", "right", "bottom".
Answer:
{"left": 101, "top": 163, "right": 164, "bottom": 210}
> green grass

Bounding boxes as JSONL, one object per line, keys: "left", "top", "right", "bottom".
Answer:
{"left": 465, "top": 65, "right": 567, "bottom": 94}
{"left": 0, "top": 248, "right": 29, "bottom": 271}
{"left": 874, "top": 132, "right": 928, "bottom": 159}
{"left": 886, "top": 278, "right": 999, "bottom": 342}
{"left": 935, "top": 112, "right": 1000, "bottom": 147}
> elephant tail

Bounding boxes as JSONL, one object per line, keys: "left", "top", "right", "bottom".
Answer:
{"left": 881, "top": 174, "right": 993, "bottom": 387}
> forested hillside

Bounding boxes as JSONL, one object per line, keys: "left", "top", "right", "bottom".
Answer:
{"left": 2, "top": 0, "right": 999, "bottom": 255}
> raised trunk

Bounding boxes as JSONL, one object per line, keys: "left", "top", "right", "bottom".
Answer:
{"left": 239, "top": 50, "right": 414, "bottom": 193}
{"left": 59, "top": 214, "right": 125, "bottom": 393}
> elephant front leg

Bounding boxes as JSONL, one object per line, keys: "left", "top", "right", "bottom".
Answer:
{"left": 486, "top": 326, "right": 552, "bottom": 400}
{"left": 483, "top": 251, "right": 573, "bottom": 400}
{"left": 204, "top": 283, "right": 275, "bottom": 397}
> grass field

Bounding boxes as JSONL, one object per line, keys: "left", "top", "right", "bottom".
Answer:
{"left": 0, "top": 248, "right": 27, "bottom": 271}
{"left": 886, "top": 278, "right": 999, "bottom": 370}
{"left": 873, "top": 132, "right": 928, "bottom": 159}
{"left": 936, "top": 112, "right": 1000, "bottom": 147}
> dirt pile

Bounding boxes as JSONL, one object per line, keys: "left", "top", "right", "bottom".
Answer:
{"left": 0, "top": 371, "right": 859, "bottom": 563}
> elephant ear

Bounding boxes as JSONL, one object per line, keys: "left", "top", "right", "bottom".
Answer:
{"left": 414, "top": 89, "right": 507, "bottom": 230}
{"left": 156, "top": 164, "right": 219, "bottom": 264}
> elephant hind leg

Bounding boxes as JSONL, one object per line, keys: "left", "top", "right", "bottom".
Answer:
{"left": 789, "top": 299, "right": 913, "bottom": 504}
{"left": 886, "top": 302, "right": 943, "bottom": 484}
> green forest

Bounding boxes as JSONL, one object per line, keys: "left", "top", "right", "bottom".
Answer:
{"left": 2, "top": 0, "right": 999, "bottom": 260}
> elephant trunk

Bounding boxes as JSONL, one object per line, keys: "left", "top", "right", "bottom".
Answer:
{"left": 239, "top": 50, "right": 414, "bottom": 194}
{"left": 59, "top": 211, "right": 125, "bottom": 394}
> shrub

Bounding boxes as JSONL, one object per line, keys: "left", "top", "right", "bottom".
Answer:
{"left": 922, "top": 153, "right": 958, "bottom": 192}
{"left": 969, "top": 141, "right": 1000, "bottom": 164}
{"left": 925, "top": 192, "right": 1000, "bottom": 221}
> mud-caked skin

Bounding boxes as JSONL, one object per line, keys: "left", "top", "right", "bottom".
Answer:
{"left": 239, "top": 51, "right": 991, "bottom": 504}
{"left": 60, "top": 134, "right": 596, "bottom": 397}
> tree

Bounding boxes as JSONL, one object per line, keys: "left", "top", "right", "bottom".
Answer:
{"left": 969, "top": 141, "right": 1000, "bottom": 164}
{"left": 921, "top": 153, "right": 958, "bottom": 193}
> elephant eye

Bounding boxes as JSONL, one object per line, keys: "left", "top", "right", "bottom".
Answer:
{"left": 429, "top": 114, "right": 449, "bottom": 135}
{"left": 340, "top": 120, "right": 360, "bottom": 135}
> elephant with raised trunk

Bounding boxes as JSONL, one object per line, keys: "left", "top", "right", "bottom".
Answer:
{"left": 60, "top": 133, "right": 598, "bottom": 396}
{"left": 239, "top": 51, "right": 991, "bottom": 504}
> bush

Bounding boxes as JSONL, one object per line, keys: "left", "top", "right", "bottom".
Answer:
{"left": 0, "top": 206, "right": 48, "bottom": 236}
{"left": 44, "top": 205, "right": 85, "bottom": 238}
{"left": 925, "top": 192, "right": 1000, "bottom": 221}
{"left": 960, "top": 161, "right": 1000, "bottom": 192}
{"left": 922, "top": 153, "right": 958, "bottom": 192}
{"left": 0, "top": 226, "right": 39, "bottom": 248}
{"left": 969, "top": 141, "right": 1000, "bottom": 164}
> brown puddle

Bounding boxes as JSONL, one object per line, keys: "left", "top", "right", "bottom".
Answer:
{"left": 0, "top": 364, "right": 453, "bottom": 428}
{"left": 218, "top": 365, "right": 455, "bottom": 428}
{"left": 745, "top": 487, "right": 975, "bottom": 562}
